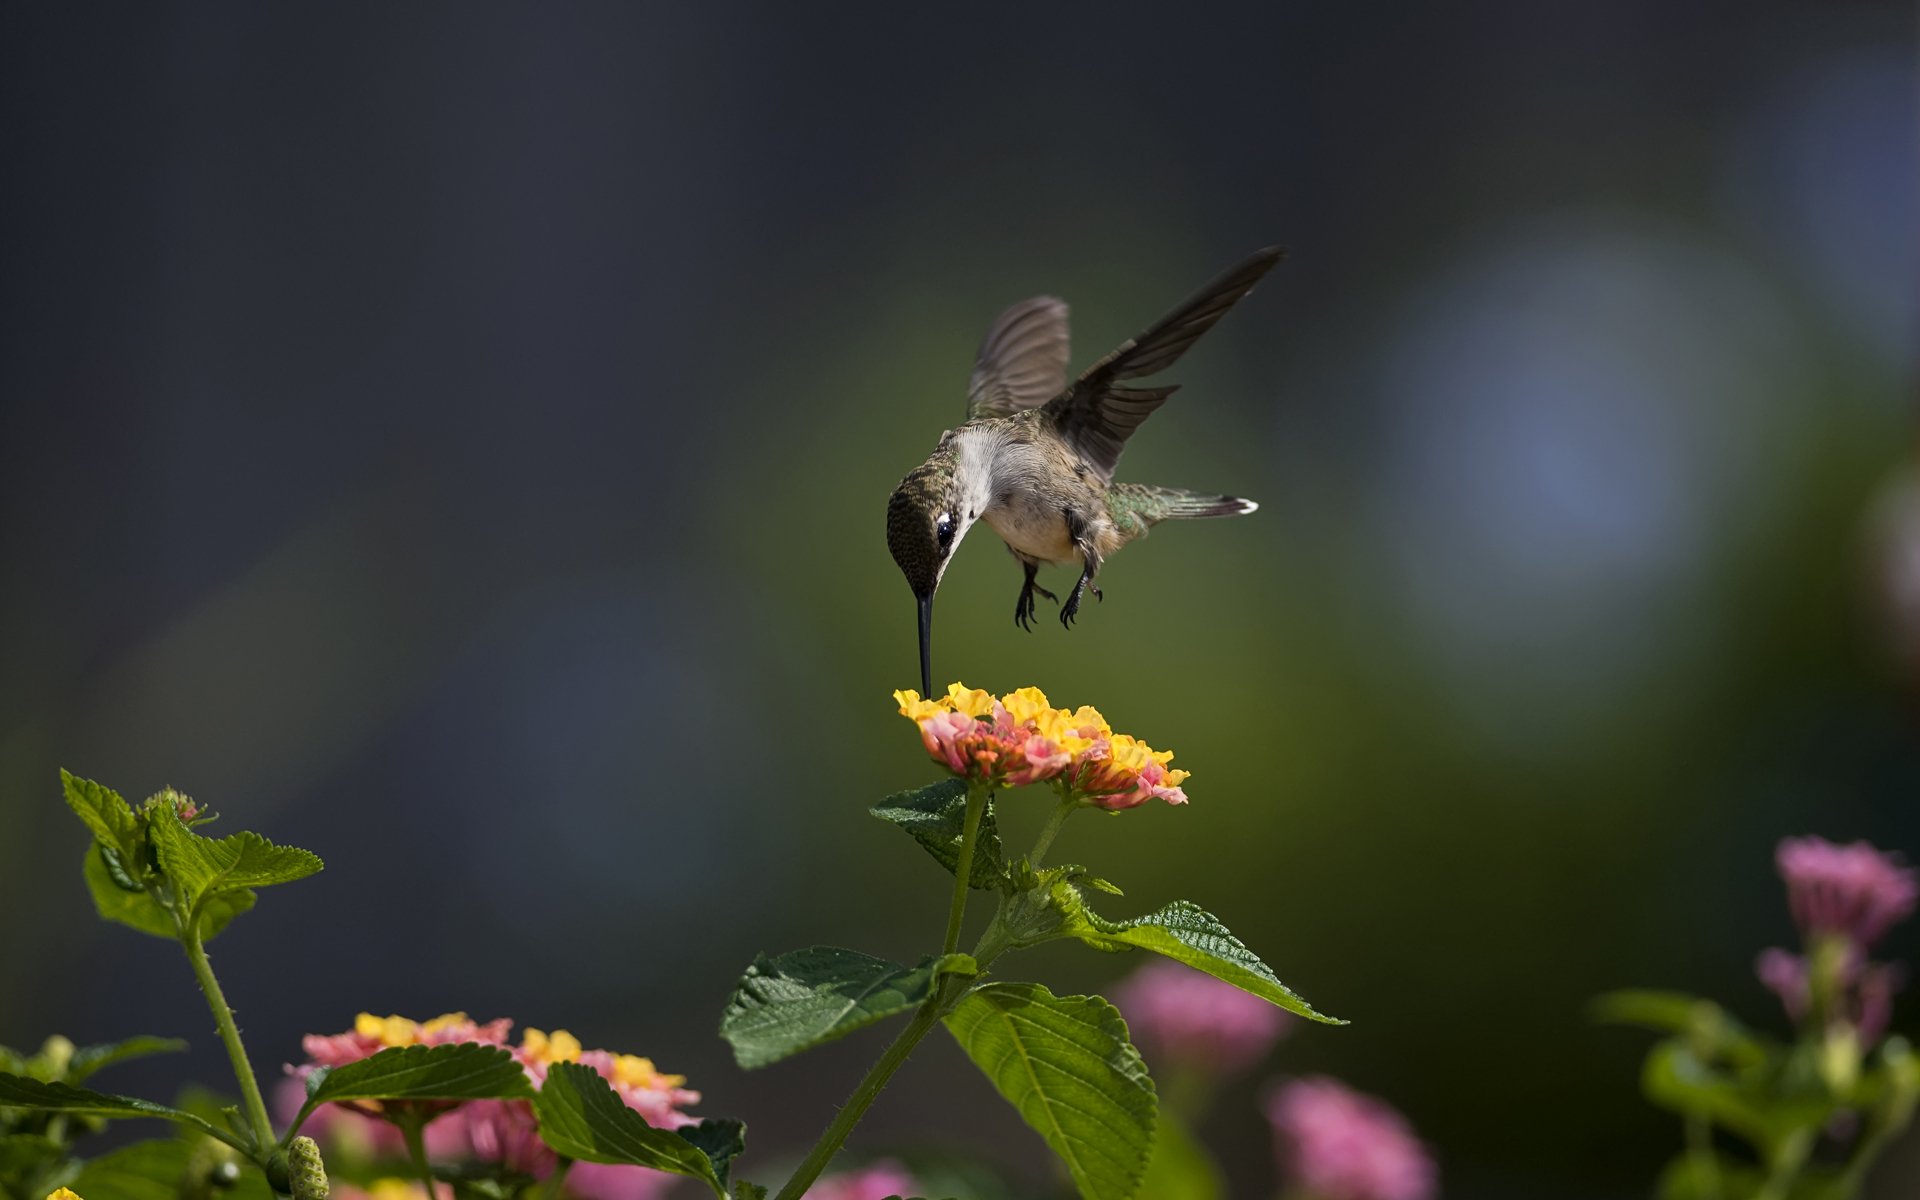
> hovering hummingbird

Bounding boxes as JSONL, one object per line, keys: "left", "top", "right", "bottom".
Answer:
{"left": 887, "top": 245, "right": 1283, "bottom": 696}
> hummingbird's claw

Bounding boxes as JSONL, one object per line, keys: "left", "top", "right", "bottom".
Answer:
{"left": 1014, "top": 578, "right": 1060, "bottom": 631}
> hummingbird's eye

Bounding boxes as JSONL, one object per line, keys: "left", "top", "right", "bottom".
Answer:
{"left": 935, "top": 512, "right": 955, "bottom": 548}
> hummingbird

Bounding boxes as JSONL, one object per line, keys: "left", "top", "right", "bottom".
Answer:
{"left": 886, "top": 245, "right": 1283, "bottom": 697}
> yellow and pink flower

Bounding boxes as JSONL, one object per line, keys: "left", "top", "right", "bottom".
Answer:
{"left": 286, "top": 1014, "right": 698, "bottom": 1200}
{"left": 894, "top": 683, "right": 1189, "bottom": 809}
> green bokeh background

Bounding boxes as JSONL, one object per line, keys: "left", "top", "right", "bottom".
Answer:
{"left": 1, "top": 4, "right": 1915, "bottom": 1196}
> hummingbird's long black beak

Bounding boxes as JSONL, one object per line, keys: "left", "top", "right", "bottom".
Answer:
{"left": 916, "top": 592, "right": 934, "bottom": 698}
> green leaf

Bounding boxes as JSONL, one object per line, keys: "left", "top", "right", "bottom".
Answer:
{"left": 1641, "top": 1041, "right": 1829, "bottom": 1155}
{"left": 67, "top": 1037, "right": 191, "bottom": 1085}
{"left": 1054, "top": 888, "right": 1341, "bottom": 1025}
{"left": 533, "top": 1062, "right": 725, "bottom": 1197}
{"left": 870, "top": 780, "right": 1006, "bottom": 889}
{"left": 674, "top": 1118, "right": 746, "bottom": 1188}
{"left": 0, "top": 1073, "right": 232, "bottom": 1149}
{"left": 1592, "top": 991, "right": 1769, "bottom": 1068}
{"left": 720, "top": 947, "right": 940, "bottom": 1069}
{"left": 306, "top": 1043, "right": 534, "bottom": 1106}
{"left": 69, "top": 1136, "right": 273, "bottom": 1200}
{"left": 62, "top": 770, "right": 141, "bottom": 857}
{"left": 1136, "top": 1110, "right": 1223, "bottom": 1200}
{"left": 944, "top": 982, "right": 1156, "bottom": 1200}
{"left": 732, "top": 1183, "right": 768, "bottom": 1200}
{"left": 146, "top": 807, "right": 322, "bottom": 921}
{"left": 81, "top": 846, "right": 254, "bottom": 941}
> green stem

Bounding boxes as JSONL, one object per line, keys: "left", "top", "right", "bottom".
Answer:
{"left": 940, "top": 782, "right": 990, "bottom": 956}
{"left": 175, "top": 913, "right": 276, "bottom": 1154}
{"left": 543, "top": 1157, "right": 573, "bottom": 1200}
{"left": 1026, "top": 795, "right": 1079, "bottom": 871}
{"left": 399, "top": 1113, "right": 440, "bottom": 1200}
{"left": 773, "top": 1001, "right": 947, "bottom": 1200}
{"left": 1684, "top": 1113, "right": 1721, "bottom": 1200}
{"left": 1754, "top": 1128, "right": 1812, "bottom": 1200}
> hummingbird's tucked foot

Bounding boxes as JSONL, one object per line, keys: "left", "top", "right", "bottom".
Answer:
{"left": 1014, "top": 563, "right": 1059, "bottom": 631}
{"left": 1060, "top": 570, "right": 1100, "bottom": 628}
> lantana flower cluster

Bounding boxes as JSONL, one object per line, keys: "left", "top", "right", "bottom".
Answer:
{"left": 1115, "top": 959, "right": 1292, "bottom": 1077}
{"left": 894, "top": 683, "right": 1189, "bottom": 809}
{"left": 1755, "top": 837, "right": 1917, "bottom": 1046}
{"left": 1266, "top": 1077, "right": 1438, "bottom": 1200}
{"left": 287, "top": 1013, "right": 699, "bottom": 1200}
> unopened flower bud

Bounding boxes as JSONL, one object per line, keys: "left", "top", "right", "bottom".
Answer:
{"left": 287, "top": 1136, "right": 329, "bottom": 1200}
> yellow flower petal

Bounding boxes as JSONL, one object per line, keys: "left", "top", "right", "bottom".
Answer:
{"left": 612, "top": 1054, "right": 686, "bottom": 1090}
{"left": 999, "top": 686, "right": 1052, "bottom": 725}
{"left": 522, "top": 1027, "right": 582, "bottom": 1064}
{"left": 48, "top": 1188, "right": 85, "bottom": 1200}
{"left": 944, "top": 684, "right": 996, "bottom": 719}
{"left": 357, "top": 1013, "right": 420, "bottom": 1047}
{"left": 894, "top": 690, "right": 947, "bottom": 722}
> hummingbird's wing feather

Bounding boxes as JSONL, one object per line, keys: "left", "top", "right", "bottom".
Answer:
{"left": 1043, "top": 246, "right": 1284, "bottom": 481}
{"left": 966, "top": 296, "right": 1071, "bottom": 420}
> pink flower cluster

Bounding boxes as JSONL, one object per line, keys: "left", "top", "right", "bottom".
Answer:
{"left": 1266, "top": 1077, "right": 1437, "bottom": 1200}
{"left": 1775, "top": 836, "right": 1917, "bottom": 950}
{"left": 1755, "top": 837, "right": 1915, "bottom": 1044}
{"left": 808, "top": 1160, "right": 923, "bottom": 1200}
{"left": 1115, "top": 960, "right": 1290, "bottom": 1076}
{"left": 286, "top": 1015, "right": 699, "bottom": 1200}
{"left": 895, "top": 685, "right": 1189, "bottom": 809}
{"left": 1756, "top": 947, "right": 1901, "bottom": 1047}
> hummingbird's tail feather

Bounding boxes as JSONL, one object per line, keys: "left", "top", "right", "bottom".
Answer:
{"left": 1111, "top": 482, "right": 1258, "bottom": 527}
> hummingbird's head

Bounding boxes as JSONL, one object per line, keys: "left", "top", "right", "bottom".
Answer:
{"left": 885, "top": 463, "right": 962, "bottom": 600}
{"left": 887, "top": 445, "right": 968, "bottom": 696}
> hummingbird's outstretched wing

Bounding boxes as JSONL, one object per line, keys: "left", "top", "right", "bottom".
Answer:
{"left": 966, "top": 296, "right": 1071, "bottom": 420}
{"left": 1042, "top": 246, "right": 1284, "bottom": 482}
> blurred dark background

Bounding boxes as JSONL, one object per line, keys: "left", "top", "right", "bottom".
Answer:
{"left": 3, "top": 3, "right": 1916, "bottom": 1196}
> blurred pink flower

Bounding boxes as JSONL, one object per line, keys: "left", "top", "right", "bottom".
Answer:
{"left": 1756, "top": 946, "right": 1904, "bottom": 1045}
{"left": 1755, "top": 947, "right": 1810, "bottom": 1023}
{"left": 1114, "top": 960, "right": 1289, "bottom": 1075}
{"left": 1266, "top": 1077, "right": 1437, "bottom": 1200}
{"left": 808, "top": 1160, "right": 922, "bottom": 1200}
{"left": 1776, "top": 836, "right": 1917, "bottom": 950}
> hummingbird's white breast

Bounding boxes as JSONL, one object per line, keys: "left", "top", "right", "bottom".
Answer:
{"left": 954, "top": 427, "right": 1079, "bottom": 565}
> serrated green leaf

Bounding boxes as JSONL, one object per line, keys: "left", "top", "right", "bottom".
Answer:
{"left": 81, "top": 847, "right": 253, "bottom": 942}
{"left": 62, "top": 770, "right": 141, "bottom": 857}
{"left": 147, "top": 807, "right": 322, "bottom": 921}
{"left": 944, "top": 982, "right": 1156, "bottom": 1200}
{"left": 870, "top": 780, "right": 1006, "bottom": 889}
{"left": 674, "top": 1118, "right": 745, "bottom": 1188}
{"left": 307, "top": 1043, "right": 534, "bottom": 1106}
{"left": 533, "top": 1062, "right": 725, "bottom": 1197}
{"left": 67, "top": 1037, "right": 191, "bottom": 1085}
{"left": 1136, "top": 1110, "right": 1223, "bottom": 1200}
{"left": 720, "top": 947, "right": 940, "bottom": 1069}
{"left": 732, "top": 1183, "right": 767, "bottom": 1200}
{"left": 1056, "top": 890, "right": 1340, "bottom": 1025}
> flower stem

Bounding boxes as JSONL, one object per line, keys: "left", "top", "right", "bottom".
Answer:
{"left": 1683, "top": 1113, "right": 1721, "bottom": 1200}
{"left": 175, "top": 915, "right": 276, "bottom": 1155}
{"left": 773, "top": 1001, "right": 947, "bottom": 1200}
{"left": 1753, "top": 1127, "right": 1811, "bottom": 1200}
{"left": 398, "top": 1113, "right": 440, "bottom": 1200}
{"left": 543, "top": 1157, "right": 574, "bottom": 1200}
{"left": 940, "top": 783, "right": 990, "bottom": 956}
{"left": 1026, "top": 795, "right": 1079, "bottom": 871}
